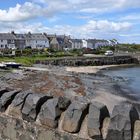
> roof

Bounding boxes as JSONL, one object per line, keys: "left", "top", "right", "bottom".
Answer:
{"left": 0, "top": 33, "right": 16, "bottom": 40}
{"left": 70, "top": 39, "right": 82, "bottom": 43}
{"left": 25, "top": 33, "right": 49, "bottom": 40}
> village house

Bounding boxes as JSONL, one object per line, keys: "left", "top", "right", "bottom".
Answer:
{"left": 47, "top": 35, "right": 60, "bottom": 50}
{"left": 69, "top": 39, "right": 83, "bottom": 49}
{"left": 25, "top": 32, "right": 49, "bottom": 49}
{"left": 0, "top": 33, "right": 16, "bottom": 49}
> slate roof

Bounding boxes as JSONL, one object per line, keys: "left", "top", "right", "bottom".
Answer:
{"left": 0, "top": 33, "right": 16, "bottom": 40}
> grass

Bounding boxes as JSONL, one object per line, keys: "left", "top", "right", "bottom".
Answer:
{"left": 0, "top": 56, "right": 49, "bottom": 66}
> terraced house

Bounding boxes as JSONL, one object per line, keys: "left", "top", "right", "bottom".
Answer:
{"left": 0, "top": 33, "right": 16, "bottom": 49}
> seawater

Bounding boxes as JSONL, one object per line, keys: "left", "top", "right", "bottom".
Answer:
{"left": 104, "top": 66, "right": 140, "bottom": 99}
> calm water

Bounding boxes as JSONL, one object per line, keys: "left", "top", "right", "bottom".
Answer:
{"left": 104, "top": 66, "right": 140, "bottom": 99}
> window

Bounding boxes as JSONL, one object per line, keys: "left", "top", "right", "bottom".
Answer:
{"left": 1, "top": 40, "right": 3, "bottom": 42}
{"left": 1, "top": 45, "right": 3, "bottom": 48}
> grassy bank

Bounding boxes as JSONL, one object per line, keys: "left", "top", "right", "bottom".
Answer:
{"left": 0, "top": 56, "right": 49, "bottom": 66}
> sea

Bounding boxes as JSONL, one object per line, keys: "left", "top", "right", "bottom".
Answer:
{"left": 104, "top": 66, "right": 140, "bottom": 100}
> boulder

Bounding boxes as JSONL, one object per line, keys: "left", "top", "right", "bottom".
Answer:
{"left": 133, "top": 120, "right": 140, "bottom": 140}
{"left": 38, "top": 96, "right": 70, "bottom": 128}
{"left": 62, "top": 101, "right": 88, "bottom": 133}
{"left": 0, "top": 88, "right": 9, "bottom": 97}
{"left": 0, "top": 89, "right": 21, "bottom": 112}
{"left": 22, "top": 93, "right": 51, "bottom": 122}
{"left": 106, "top": 104, "right": 139, "bottom": 140}
{"left": 87, "top": 102, "right": 109, "bottom": 139}
{"left": 8, "top": 90, "right": 32, "bottom": 117}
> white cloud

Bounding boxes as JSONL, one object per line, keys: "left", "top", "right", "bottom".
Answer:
{"left": 0, "top": 0, "right": 140, "bottom": 22}
{"left": 0, "top": 2, "right": 43, "bottom": 22}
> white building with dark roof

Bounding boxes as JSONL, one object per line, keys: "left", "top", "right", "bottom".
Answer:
{"left": 0, "top": 33, "right": 16, "bottom": 49}
{"left": 25, "top": 33, "right": 49, "bottom": 49}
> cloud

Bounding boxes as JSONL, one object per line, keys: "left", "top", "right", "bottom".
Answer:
{"left": 0, "top": 2, "right": 43, "bottom": 22}
{"left": 0, "top": 0, "right": 140, "bottom": 22}
{"left": 0, "top": 19, "right": 132, "bottom": 39}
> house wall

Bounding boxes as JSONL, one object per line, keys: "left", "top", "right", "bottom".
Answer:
{"left": 26, "top": 40, "right": 49, "bottom": 49}
{"left": 0, "top": 40, "right": 8, "bottom": 48}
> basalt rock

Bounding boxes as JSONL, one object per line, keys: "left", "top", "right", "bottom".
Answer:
{"left": 8, "top": 90, "right": 32, "bottom": 117}
{"left": 22, "top": 93, "right": 51, "bottom": 122}
{"left": 62, "top": 101, "right": 88, "bottom": 133}
{"left": 38, "top": 96, "right": 70, "bottom": 128}
{"left": 87, "top": 101, "right": 109, "bottom": 139}
{"left": 106, "top": 104, "right": 139, "bottom": 140}
{"left": 0, "top": 89, "right": 21, "bottom": 112}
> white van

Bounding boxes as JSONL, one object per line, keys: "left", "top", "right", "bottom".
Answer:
{"left": 105, "top": 50, "right": 114, "bottom": 56}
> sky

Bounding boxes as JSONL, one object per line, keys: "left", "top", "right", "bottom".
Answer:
{"left": 0, "top": 0, "right": 140, "bottom": 43}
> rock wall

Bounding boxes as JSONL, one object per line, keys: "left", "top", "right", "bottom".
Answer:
{"left": 35, "top": 56, "right": 135, "bottom": 66}
{"left": 0, "top": 88, "right": 140, "bottom": 140}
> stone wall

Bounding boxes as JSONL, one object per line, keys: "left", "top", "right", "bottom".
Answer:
{"left": 0, "top": 88, "right": 140, "bottom": 140}
{"left": 35, "top": 55, "right": 135, "bottom": 66}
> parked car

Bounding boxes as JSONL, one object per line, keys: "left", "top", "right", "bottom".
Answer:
{"left": 105, "top": 50, "right": 114, "bottom": 56}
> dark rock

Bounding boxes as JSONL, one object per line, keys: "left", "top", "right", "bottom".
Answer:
{"left": 87, "top": 101, "right": 109, "bottom": 139}
{"left": 38, "top": 97, "right": 70, "bottom": 128}
{"left": 0, "top": 89, "right": 21, "bottom": 112}
{"left": 0, "top": 88, "right": 9, "bottom": 97}
{"left": 8, "top": 90, "right": 32, "bottom": 117}
{"left": 106, "top": 104, "right": 139, "bottom": 140}
{"left": 22, "top": 93, "right": 51, "bottom": 122}
{"left": 12, "top": 90, "right": 32, "bottom": 107}
{"left": 57, "top": 96, "right": 71, "bottom": 110}
{"left": 62, "top": 101, "right": 88, "bottom": 133}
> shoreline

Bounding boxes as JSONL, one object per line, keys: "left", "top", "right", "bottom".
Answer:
{"left": 65, "top": 64, "right": 138, "bottom": 74}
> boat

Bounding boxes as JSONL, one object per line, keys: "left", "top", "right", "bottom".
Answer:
{"left": 0, "top": 63, "right": 7, "bottom": 69}
{"left": 4, "top": 62, "right": 22, "bottom": 68}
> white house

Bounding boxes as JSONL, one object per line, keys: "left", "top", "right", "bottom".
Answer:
{"left": 25, "top": 33, "right": 49, "bottom": 49}
{"left": 69, "top": 39, "right": 83, "bottom": 49}
{"left": 0, "top": 33, "right": 16, "bottom": 49}
{"left": 82, "top": 39, "right": 88, "bottom": 48}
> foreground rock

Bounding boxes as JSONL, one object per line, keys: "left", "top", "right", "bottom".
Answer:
{"left": 106, "top": 104, "right": 139, "bottom": 140}
{"left": 8, "top": 90, "right": 32, "bottom": 117}
{"left": 0, "top": 89, "right": 21, "bottom": 112}
{"left": 62, "top": 101, "right": 88, "bottom": 133}
{"left": 38, "top": 96, "right": 70, "bottom": 128}
{"left": 87, "top": 101, "right": 109, "bottom": 139}
{"left": 22, "top": 93, "right": 51, "bottom": 122}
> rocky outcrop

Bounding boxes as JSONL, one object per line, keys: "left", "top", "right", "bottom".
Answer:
{"left": 62, "top": 101, "right": 88, "bottom": 133}
{"left": 38, "top": 97, "right": 70, "bottom": 128}
{"left": 0, "top": 89, "right": 21, "bottom": 112}
{"left": 87, "top": 101, "right": 109, "bottom": 139}
{"left": 106, "top": 104, "right": 139, "bottom": 140}
{"left": 0, "top": 87, "right": 139, "bottom": 140}
{"left": 21, "top": 93, "right": 51, "bottom": 122}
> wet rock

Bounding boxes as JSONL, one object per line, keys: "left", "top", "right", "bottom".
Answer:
{"left": 62, "top": 101, "right": 88, "bottom": 133}
{"left": 22, "top": 93, "right": 51, "bottom": 122}
{"left": 0, "top": 89, "right": 21, "bottom": 112}
{"left": 87, "top": 101, "right": 109, "bottom": 139}
{"left": 133, "top": 120, "right": 140, "bottom": 140}
{"left": 38, "top": 97, "right": 70, "bottom": 128}
{"left": 8, "top": 90, "right": 32, "bottom": 117}
{"left": 106, "top": 104, "right": 139, "bottom": 140}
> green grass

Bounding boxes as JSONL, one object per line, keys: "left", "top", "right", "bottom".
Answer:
{"left": 0, "top": 56, "right": 49, "bottom": 66}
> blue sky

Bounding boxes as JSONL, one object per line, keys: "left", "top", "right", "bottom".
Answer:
{"left": 0, "top": 0, "right": 140, "bottom": 43}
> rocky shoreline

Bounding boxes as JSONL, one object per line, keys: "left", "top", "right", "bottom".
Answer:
{"left": 0, "top": 65, "right": 139, "bottom": 140}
